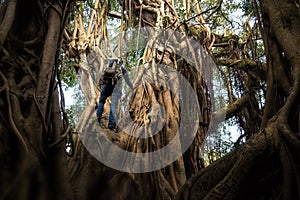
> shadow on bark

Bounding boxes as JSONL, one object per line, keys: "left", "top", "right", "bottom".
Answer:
{"left": 175, "top": 121, "right": 300, "bottom": 200}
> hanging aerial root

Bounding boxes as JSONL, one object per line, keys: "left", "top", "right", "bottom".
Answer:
{"left": 0, "top": 71, "right": 29, "bottom": 152}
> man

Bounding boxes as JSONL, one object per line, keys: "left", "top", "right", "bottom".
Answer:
{"left": 96, "top": 58, "right": 133, "bottom": 132}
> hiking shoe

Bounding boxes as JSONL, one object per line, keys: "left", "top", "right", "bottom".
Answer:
{"left": 108, "top": 126, "right": 119, "bottom": 133}
{"left": 97, "top": 116, "right": 102, "bottom": 124}
{"left": 97, "top": 116, "right": 106, "bottom": 128}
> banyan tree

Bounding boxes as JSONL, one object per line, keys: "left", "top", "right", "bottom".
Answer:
{"left": 65, "top": 0, "right": 212, "bottom": 199}
{"left": 0, "top": 0, "right": 299, "bottom": 199}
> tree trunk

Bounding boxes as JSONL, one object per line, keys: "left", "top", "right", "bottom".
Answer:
{"left": 175, "top": 0, "right": 300, "bottom": 199}
{"left": 65, "top": 0, "right": 212, "bottom": 199}
{"left": 120, "top": 1, "right": 212, "bottom": 199}
{"left": 0, "top": 0, "right": 73, "bottom": 199}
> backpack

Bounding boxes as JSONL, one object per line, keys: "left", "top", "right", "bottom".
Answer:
{"left": 102, "top": 59, "right": 122, "bottom": 85}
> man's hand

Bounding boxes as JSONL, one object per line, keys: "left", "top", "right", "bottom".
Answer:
{"left": 117, "top": 57, "right": 123, "bottom": 65}
{"left": 132, "top": 83, "right": 138, "bottom": 89}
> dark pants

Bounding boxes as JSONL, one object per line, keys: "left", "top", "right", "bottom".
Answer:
{"left": 96, "top": 84, "right": 121, "bottom": 128}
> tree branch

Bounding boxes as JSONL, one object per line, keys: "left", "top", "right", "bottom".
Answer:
{"left": 108, "top": 11, "right": 122, "bottom": 19}
{"left": 215, "top": 58, "right": 266, "bottom": 80}
{"left": 212, "top": 94, "right": 250, "bottom": 125}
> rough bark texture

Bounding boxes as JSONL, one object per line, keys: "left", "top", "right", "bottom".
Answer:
{"left": 1, "top": 0, "right": 298, "bottom": 199}
{"left": 121, "top": 1, "right": 211, "bottom": 199}
{"left": 175, "top": 0, "right": 300, "bottom": 199}
{"left": 65, "top": 0, "right": 211, "bottom": 199}
{"left": 0, "top": 0, "right": 73, "bottom": 199}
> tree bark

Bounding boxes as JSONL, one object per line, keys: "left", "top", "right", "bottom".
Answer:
{"left": 0, "top": 1, "right": 73, "bottom": 199}
{"left": 65, "top": 0, "right": 212, "bottom": 199}
{"left": 176, "top": 0, "right": 300, "bottom": 199}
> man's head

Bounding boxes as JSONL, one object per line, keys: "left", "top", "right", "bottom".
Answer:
{"left": 108, "top": 58, "right": 122, "bottom": 67}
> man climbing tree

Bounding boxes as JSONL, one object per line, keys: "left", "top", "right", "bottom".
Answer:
{"left": 65, "top": 0, "right": 211, "bottom": 199}
{"left": 1, "top": 0, "right": 299, "bottom": 199}
{"left": 96, "top": 58, "right": 133, "bottom": 132}
{"left": 65, "top": 0, "right": 300, "bottom": 199}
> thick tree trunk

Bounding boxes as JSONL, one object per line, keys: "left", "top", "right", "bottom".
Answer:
{"left": 66, "top": 0, "right": 299, "bottom": 199}
{"left": 66, "top": 0, "right": 212, "bottom": 199}
{"left": 176, "top": 0, "right": 300, "bottom": 199}
{"left": 0, "top": 1, "right": 73, "bottom": 199}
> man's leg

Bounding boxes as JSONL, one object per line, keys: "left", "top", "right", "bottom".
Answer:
{"left": 96, "top": 84, "right": 109, "bottom": 122}
{"left": 108, "top": 88, "right": 121, "bottom": 131}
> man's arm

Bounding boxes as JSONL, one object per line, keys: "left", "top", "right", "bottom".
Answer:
{"left": 121, "top": 66, "right": 133, "bottom": 89}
